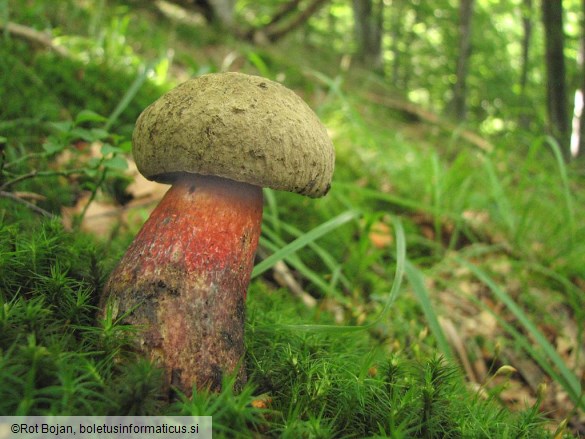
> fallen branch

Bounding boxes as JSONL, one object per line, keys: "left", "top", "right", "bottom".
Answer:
{"left": 248, "top": 0, "right": 330, "bottom": 44}
{"left": 0, "top": 21, "right": 69, "bottom": 57}
{"left": 264, "top": 0, "right": 329, "bottom": 42}
{"left": 264, "top": 0, "right": 303, "bottom": 29}
{"left": 363, "top": 92, "right": 494, "bottom": 153}
{"left": 256, "top": 247, "right": 317, "bottom": 308}
{"left": 0, "top": 168, "right": 88, "bottom": 192}
{"left": 0, "top": 190, "right": 54, "bottom": 218}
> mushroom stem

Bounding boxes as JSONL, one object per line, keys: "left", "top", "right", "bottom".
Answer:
{"left": 100, "top": 174, "right": 263, "bottom": 395}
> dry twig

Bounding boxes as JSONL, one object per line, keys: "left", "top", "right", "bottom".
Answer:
{"left": 0, "top": 190, "right": 54, "bottom": 218}
{"left": 0, "top": 21, "right": 69, "bottom": 57}
{"left": 257, "top": 247, "right": 317, "bottom": 308}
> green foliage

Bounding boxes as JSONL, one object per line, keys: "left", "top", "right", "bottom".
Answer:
{"left": 171, "top": 376, "right": 264, "bottom": 438}
{"left": 0, "top": 220, "right": 164, "bottom": 415}
{"left": 1, "top": 108, "right": 132, "bottom": 222}
{"left": 0, "top": 45, "right": 163, "bottom": 138}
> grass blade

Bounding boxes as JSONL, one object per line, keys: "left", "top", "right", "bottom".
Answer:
{"left": 404, "top": 261, "right": 454, "bottom": 360}
{"left": 262, "top": 212, "right": 352, "bottom": 291}
{"left": 252, "top": 210, "right": 359, "bottom": 279}
{"left": 258, "top": 235, "right": 350, "bottom": 305}
{"left": 259, "top": 216, "right": 406, "bottom": 333}
{"left": 544, "top": 135, "right": 575, "bottom": 243}
{"left": 104, "top": 62, "right": 152, "bottom": 130}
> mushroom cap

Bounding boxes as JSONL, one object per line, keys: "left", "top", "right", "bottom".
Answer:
{"left": 133, "top": 72, "right": 335, "bottom": 197}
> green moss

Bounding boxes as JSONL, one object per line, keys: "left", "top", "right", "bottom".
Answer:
{"left": 240, "top": 285, "right": 551, "bottom": 438}
{"left": 0, "top": 43, "right": 164, "bottom": 142}
{"left": 0, "top": 220, "right": 164, "bottom": 415}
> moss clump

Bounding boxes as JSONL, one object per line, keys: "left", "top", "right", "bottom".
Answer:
{"left": 0, "top": 219, "right": 164, "bottom": 415}
{"left": 240, "top": 285, "right": 551, "bottom": 439}
{"left": 0, "top": 40, "right": 164, "bottom": 140}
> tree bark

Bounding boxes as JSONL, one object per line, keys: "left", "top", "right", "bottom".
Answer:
{"left": 389, "top": 1, "right": 405, "bottom": 86}
{"left": 352, "top": 0, "right": 384, "bottom": 72}
{"left": 452, "top": 0, "right": 474, "bottom": 122}
{"left": 519, "top": 0, "right": 533, "bottom": 96}
{"left": 154, "top": 0, "right": 234, "bottom": 29}
{"left": 570, "top": 0, "right": 585, "bottom": 158}
{"left": 153, "top": 0, "right": 327, "bottom": 44}
{"left": 401, "top": 3, "right": 421, "bottom": 91}
{"left": 541, "top": 0, "right": 569, "bottom": 152}
{"left": 518, "top": 0, "right": 533, "bottom": 129}
{"left": 207, "top": 0, "right": 236, "bottom": 29}
{"left": 265, "top": 0, "right": 303, "bottom": 29}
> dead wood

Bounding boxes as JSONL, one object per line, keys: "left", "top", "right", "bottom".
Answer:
{"left": 363, "top": 92, "right": 494, "bottom": 153}
{"left": 0, "top": 21, "right": 69, "bottom": 57}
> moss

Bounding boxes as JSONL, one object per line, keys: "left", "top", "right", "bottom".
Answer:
{"left": 0, "top": 220, "right": 160, "bottom": 414}
{"left": 0, "top": 43, "right": 164, "bottom": 141}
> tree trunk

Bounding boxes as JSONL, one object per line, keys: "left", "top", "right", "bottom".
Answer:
{"left": 401, "top": 3, "right": 420, "bottom": 91}
{"left": 207, "top": 0, "right": 235, "bottom": 29}
{"left": 541, "top": 0, "right": 569, "bottom": 152}
{"left": 570, "top": 0, "right": 585, "bottom": 158}
{"left": 518, "top": 0, "right": 533, "bottom": 129}
{"left": 452, "top": 0, "right": 474, "bottom": 122}
{"left": 352, "top": 0, "right": 384, "bottom": 72}
{"left": 389, "top": 1, "right": 405, "bottom": 86}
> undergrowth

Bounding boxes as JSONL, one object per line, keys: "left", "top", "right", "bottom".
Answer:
{"left": 0, "top": 220, "right": 551, "bottom": 438}
{"left": 244, "top": 286, "right": 551, "bottom": 438}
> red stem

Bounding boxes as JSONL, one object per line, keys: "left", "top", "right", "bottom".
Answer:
{"left": 101, "top": 175, "right": 263, "bottom": 394}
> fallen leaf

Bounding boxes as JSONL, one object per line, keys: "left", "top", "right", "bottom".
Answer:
{"left": 251, "top": 395, "right": 272, "bottom": 409}
{"left": 369, "top": 221, "right": 393, "bottom": 248}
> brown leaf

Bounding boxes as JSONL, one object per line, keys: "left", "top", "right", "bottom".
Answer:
{"left": 368, "top": 221, "right": 393, "bottom": 249}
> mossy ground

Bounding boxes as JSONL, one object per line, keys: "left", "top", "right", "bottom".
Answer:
{"left": 0, "top": 221, "right": 551, "bottom": 438}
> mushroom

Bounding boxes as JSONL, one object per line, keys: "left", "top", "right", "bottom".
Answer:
{"left": 100, "top": 72, "right": 335, "bottom": 395}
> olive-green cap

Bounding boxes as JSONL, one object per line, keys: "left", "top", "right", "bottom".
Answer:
{"left": 132, "top": 72, "right": 335, "bottom": 197}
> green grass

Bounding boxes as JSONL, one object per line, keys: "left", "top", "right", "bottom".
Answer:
{"left": 1, "top": 0, "right": 584, "bottom": 436}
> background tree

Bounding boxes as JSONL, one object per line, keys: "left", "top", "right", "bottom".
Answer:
{"left": 162, "top": 0, "right": 235, "bottom": 29}
{"left": 253, "top": 0, "right": 330, "bottom": 43}
{"left": 208, "top": 0, "right": 236, "bottom": 29}
{"left": 519, "top": 0, "right": 533, "bottom": 129}
{"left": 388, "top": 1, "right": 403, "bottom": 85}
{"left": 541, "top": 0, "right": 569, "bottom": 153}
{"left": 158, "top": 0, "right": 328, "bottom": 42}
{"left": 570, "top": 0, "right": 585, "bottom": 158}
{"left": 388, "top": 0, "right": 413, "bottom": 88}
{"left": 452, "top": 0, "right": 474, "bottom": 121}
{"left": 352, "top": 0, "right": 384, "bottom": 72}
